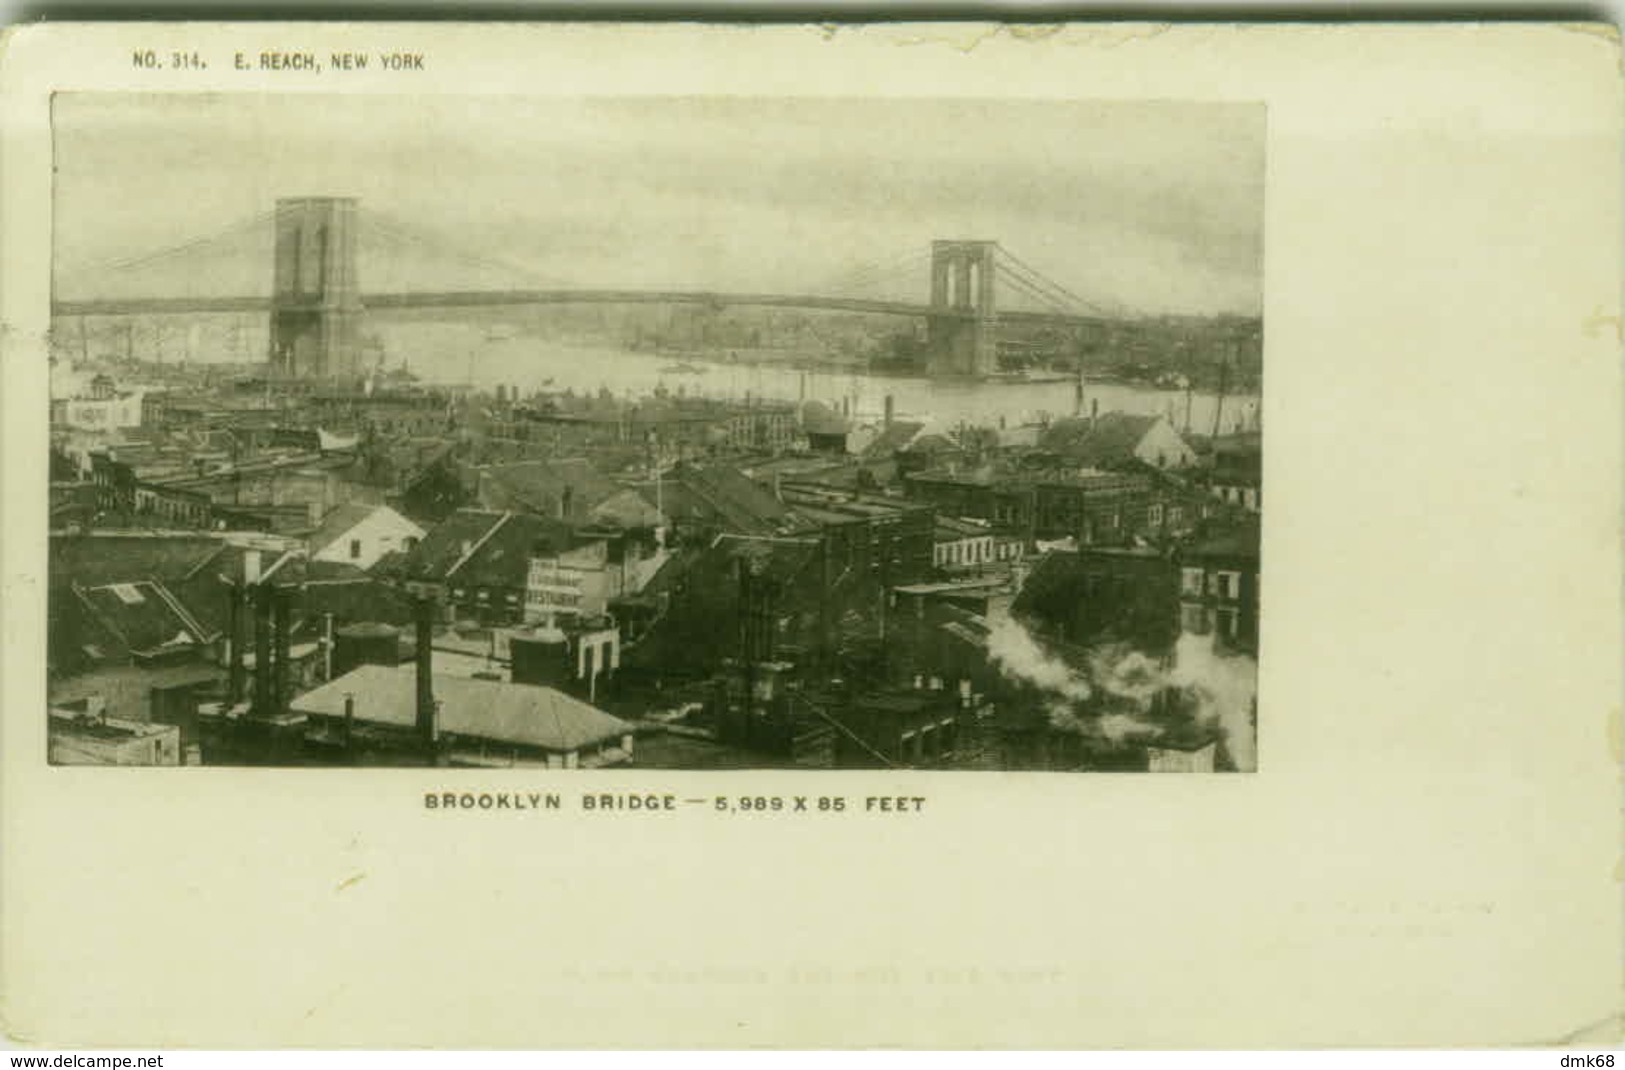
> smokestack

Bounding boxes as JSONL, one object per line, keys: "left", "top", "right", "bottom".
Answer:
{"left": 323, "top": 612, "right": 335, "bottom": 682}
{"left": 415, "top": 595, "right": 436, "bottom": 746}
{"left": 1091, "top": 398, "right": 1099, "bottom": 426}
{"left": 343, "top": 692, "right": 355, "bottom": 748}
{"left": 272, "top": 586, "right": 292, "bottom": 717}
{"left": 1074, "top": 379, "right": 1084, "bottom": 418}
{"left": 226, "top": 580, "right": 246, "bottom": 705}
{"left": 252, "top": 585, "right": 271, "bottom": 716}
{"left": 884, "top": 395, "right": 895, "bottom": 428}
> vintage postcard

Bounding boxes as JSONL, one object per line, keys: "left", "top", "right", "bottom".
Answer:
{"left": 1, "top": 22, "right": 1619, "bottom": 1049}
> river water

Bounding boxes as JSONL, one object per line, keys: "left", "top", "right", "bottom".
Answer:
{"left": 373, "top": 320, "right": 1261, "bottom": 434}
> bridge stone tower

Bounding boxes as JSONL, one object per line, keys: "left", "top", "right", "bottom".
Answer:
{"left": 926, "top": 240, "right": 998, "bottom": 377}
{"left": 270, "top": 197, "right": 364, "bottom": 381}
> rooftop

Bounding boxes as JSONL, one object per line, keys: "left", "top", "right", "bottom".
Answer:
{"left": 291, "top": 664, "right": 633, "bottom": 752}
{"left": 781, "top": 488, "right": 923, "bottom": 525}
{"left": 894, "top": 577, "right": 1010, "bottom": 596}
{"left": 307, "top": 501, "right": 392, "bottom": 555}
{"left": 1183, "top": 520, "right": 1261, "bottom": 563}
{"left": 934, "top": 515, "right": 991, "bottom": 539}
{"left": 73, "top": 579, "right": 217, "bottom": 656}
{"left": 633, "top": 462, "right": 803, "bottom": 537}
{"left": 475, "top": 457, "right": 622, "bottom": 518}
{"left": 400, "top": 509, "right": 587, "bottom": 589}
{"left": 799, "top": 400, "right": 850, "bottom": 437}
{"left": 859, "top": 420, "right": 925, "bottom": 460}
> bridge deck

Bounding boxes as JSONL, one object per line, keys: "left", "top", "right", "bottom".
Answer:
{"left": 51, "top": 289, "right": 1101, "bottom": 327}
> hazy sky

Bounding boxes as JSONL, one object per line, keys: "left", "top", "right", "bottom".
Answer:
{"left": 54, "top": 94, "right": 1264, "bottom": 316}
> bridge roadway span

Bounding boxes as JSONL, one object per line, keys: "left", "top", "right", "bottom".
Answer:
{"left": 52, "top": 288, "right": 1098, "bottom": 328}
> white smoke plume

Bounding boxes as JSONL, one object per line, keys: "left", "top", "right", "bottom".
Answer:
{"left": 986, "top": 615, "right": 1092, "bottom": 703}
{"left": 1169, "top": 632, "right": 1258, "bottom": 771}
{"left": 987, "top": 614, "right": 1257, "bottom": 768}
{"left": 1097, "top": 712, "right": 1165, "bottom": 743}
{"left": 1087, "top": 642, "right": 1166, "bottom": 710}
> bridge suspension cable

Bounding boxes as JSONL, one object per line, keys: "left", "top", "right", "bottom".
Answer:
{"left": 993, "top": 260, "right": 1080, "bottom": 317}
{"left": 62, "top": 207, "right": 279, "bottom": 285}
{"left": 994, "top": 244, "right": 1120, "bottom": 318}
{"left": 993, "top": 248, "right": 1088, "bottom": 314}
{"left": 811, "top": 247, "right": 932, "bottom": 299}
{"left": 357, "top": 207, "right": 577, "bottom": 290}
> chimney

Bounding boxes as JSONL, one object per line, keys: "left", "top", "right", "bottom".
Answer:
{"left": 1073, "top": 379, "right": 1084, "bottom": 418}
{"left": 414, "top": 594, "right": 436, "bottom": 746}
{"left": 252, "top": 585, "right": 272, "bottom": 717}
{"left": 560, "top": 485, "right": 574, "bottom": 521}
{"left": 343, "top": 692, "right": 355, "bottom": 748}
{"left": 884, "top": 395, "right": 895, "bottom": 428}
{"left": 323, "top": 612, "right": 335, "bottom": 681}
{"left": 226, "top": 579, "right": 246, "bottom": 705}
{"left": 272, "top": 587, "right": 292, "bottom": 716}
{"left": 1091, "top": 398, "right": 1099, "bottom": 426}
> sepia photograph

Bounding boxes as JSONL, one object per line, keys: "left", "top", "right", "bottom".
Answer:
{"left": 47, "top": 93, "right": 1264, "bottom": 773}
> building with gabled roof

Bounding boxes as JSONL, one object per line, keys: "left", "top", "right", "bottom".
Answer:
{"left": 307, "top": 501, "right": 425, "bottom": 571}
{"left": 1038, "top": 412, "right": 1197, "bottom": 470}
{"left": 859, "top": 420, "right": 927, "bottom": 462}
{"left": 398, "top": 509, "right": 605, "bottom": 626}
{"left": 58, "top": 578, "right": 220, "bottom": 674}
{"left": 292, "top": 664, "right": 635, "bottom": 768}
{"left": 473, "top": 457, "right": 622, "bottom": 522}
{"left": 629, "top": 461, "right": 808, "bottom": 542}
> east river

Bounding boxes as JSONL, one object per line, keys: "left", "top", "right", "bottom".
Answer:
{"left": 374, "top": 321, "right": 1261, "bottom": 434}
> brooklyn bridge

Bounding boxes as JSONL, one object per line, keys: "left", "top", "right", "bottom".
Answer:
{"left": 52, "top": 196, "right": 1124, "bottom": 379}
